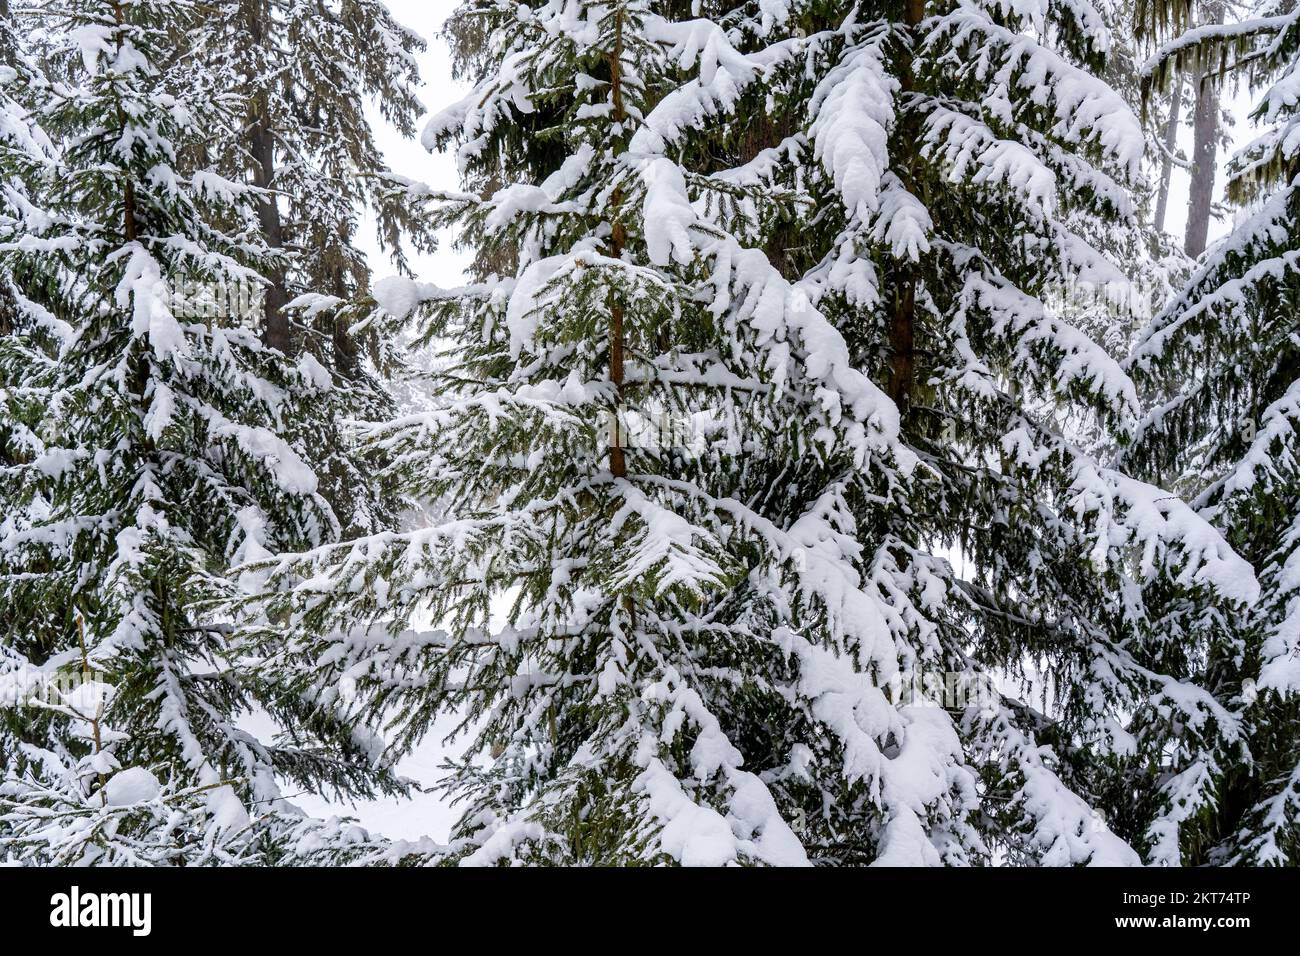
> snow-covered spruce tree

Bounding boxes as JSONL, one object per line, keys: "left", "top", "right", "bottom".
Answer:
{"left": 0, "top": 0, "right": 62, "bottom": 485}
{"left": 173, "top": 0, "right": 437, "bottom": 536}
{"left": 1125, "top": 0, "right": 1300, "bottom": 865}
{"left": 242, "top": 0, "right": 1255, "bottom": 865}
{"left": 679, "top": 0, "right": 1257, "bottom": 866}
{"left": 200, "top": 0, "right": 433, "bottom": 357}
{"left": 0, "top": 0, "right": 75, "bottom": 809}
{"left": 1084, "top": 0, "right": 1193, "bottom": 360}
{"left": 0, "top": 0, "right": 403, "bottom": 864}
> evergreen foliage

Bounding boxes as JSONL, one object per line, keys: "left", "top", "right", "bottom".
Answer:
{"left": 240, "top": 0, "right": 1257, "bottom": 866}
{"left": 0, "top": 0, "right": 402, "bottom": 864}
{"left": 1128, "top": 0, "right": 1300, "bottom": 865}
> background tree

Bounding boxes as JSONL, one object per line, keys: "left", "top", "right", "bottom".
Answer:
{"left": 1185, "top": 0, "right": 1230, "bottom": 257}
{"left": 1138, "top": 0, "right": 1238, "bottom": 256}
{"left": 1129, "top": 0, "right": 1300, "bottom": 865}
{"left": 200, "top": 0, "right": 434, "bottom": 361}
{"left": 0, "top": 0, "right": 403, "bottom": 864}
{"left": 170, "top": 0, "right": 444, "bottom": 535}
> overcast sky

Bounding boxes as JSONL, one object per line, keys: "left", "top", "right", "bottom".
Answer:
{"left": 358, "top": 1, "right": 471, "bottom": 290}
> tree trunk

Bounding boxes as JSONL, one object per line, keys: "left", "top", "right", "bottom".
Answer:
{"left": 1153, "top": 81, "right": 1182, "bottom": 236}
{"left": 1184, "top": 2, "right": 1224, "bottom": 258}
{"left": 330, "top": 266, "right": 361, "bottom": 378}
{"left": 110, "top": 1, "right": 137, "bottom": 244}
{"left": 607, "top": 12, "right": 627, "bottom": 480}
{"left": 245, "top": 0, "right": 291, "bottom": 354}
{"left": 888, "top": 0, "right": 925, "bottom": 415}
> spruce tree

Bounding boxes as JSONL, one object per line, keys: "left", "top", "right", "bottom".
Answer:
{"left": 240, "top": 0, "right": 1257, "bottom": 865}
{"left": 693, "top": 0, "right": 1255, "bottom": 867}
{"left": 203, "top": 0, "right": 433, "bottom": 358}
{"left": 180, "top": 0, "right": 438, "bottom": 536}
{"left": 0, "top": 0, "right": 75, "bottom": 820}
{"left": 1128, "top": 0, "right": 1300, "bottom": 865}
{"left": 0, "top": 0, "right": 400, "bottom": 864}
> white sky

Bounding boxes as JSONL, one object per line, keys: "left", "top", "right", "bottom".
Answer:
{"left": 356, "top": 1, "right": 471, "bottom": 290}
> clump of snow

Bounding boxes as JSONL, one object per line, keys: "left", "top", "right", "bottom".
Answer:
{"left": 205, "top": 783, "right": 251, "bottom": 835}
{"left": 298, "top": 352, "right": 333, "bottom": 391}
{"left": 372, "top": 276, "right": 424, "bottom": 319}
{"left": 103, "top": 767, "right": 161, "bottom": 807}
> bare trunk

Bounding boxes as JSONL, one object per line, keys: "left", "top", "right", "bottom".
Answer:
{"left": 1184, "top": 2, "right": 1223, "bottom": 258}
{"left": 607, "top": 13, "right": 627, "bottom": 480}
{"left": 889, "top": 0, "right": 925, "bottom": 415}
{"left": 246, "top": 0, "right": 291, "bottom": 354}
{"left": 330, "top": 266, "right": 361, "bottom": 377}
{"left": 1153, "top": 81, "right": 1182, "bottom": 236}
{"left": 608, "top": 266, "right": 626, "bottom": 480}
{"left": 111, "top": 1, "right": 137, "bottom": 244}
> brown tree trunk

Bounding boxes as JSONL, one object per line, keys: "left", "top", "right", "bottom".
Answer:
{"left": 1184, "top": 2, "right": 1224, "bottom": 258}
{"left": 889, "top": 0, "right": 925, "bottom": 415}
{"left": 245, "top": 0, "right": 292, "bottom": 354}
{"left": 111, "top": 1, "right": 137, "bottom": 244}
{"left": 330, "top": 266, "right": 361, "bottom": 377}
{"left": 607, "top": 13, "right": 627, "bottom": 480}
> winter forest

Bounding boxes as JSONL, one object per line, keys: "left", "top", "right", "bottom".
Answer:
{"left": 0, "top": 0, "right": 1297, "bottom": 870}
